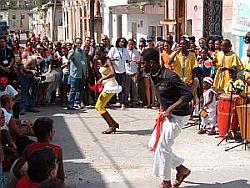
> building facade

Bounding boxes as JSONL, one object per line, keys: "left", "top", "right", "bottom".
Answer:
{"left": 0, "top": 0, "right": 35, "bottom": 33}
{"left": 62, "top": 0, "right": 102, "bottom": 43}
{"left": 41, "top": 1, "right": 63, "bottom": 41}
{"left": 109, "top": 0, "right": 164, "bottom": 45}
{"left": 29, "top": 1, "right": 63, "bottom": 41}
{"left": 159, "top": 0, "right": 249, "bottom": 57}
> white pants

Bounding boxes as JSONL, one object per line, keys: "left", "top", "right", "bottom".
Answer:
{"left": 153, "top": 115, "right": 189, "bottom": 181}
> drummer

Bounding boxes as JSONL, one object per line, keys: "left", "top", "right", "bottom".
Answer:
{"left": 224, "top": 66, "right": 244, "bottom": 95}
{"left": 213, "top": 39, "right": 243, "bottom": 91}
{"left": 243, "top": 47, "right": 250, "bottom": 92}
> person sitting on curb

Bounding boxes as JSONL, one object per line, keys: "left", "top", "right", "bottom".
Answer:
{"left": 1, "top": 94, "right": 34, "bottom": 138}
{"left": 16, "top": 147, "right": 58, "bottom": 188}
{"left": 13, "top": 117, "right": 64, "bottom": 182}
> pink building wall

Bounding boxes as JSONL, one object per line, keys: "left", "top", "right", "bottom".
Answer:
{"left": 186, "top": 0, "right": 203, "bottom": 39}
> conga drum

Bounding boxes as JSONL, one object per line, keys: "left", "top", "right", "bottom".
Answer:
{"left": 217, "top": 94, "right": 243, "bottom": 137}
{"left": 236, "top": 104, "right": 250, "bottom": 140}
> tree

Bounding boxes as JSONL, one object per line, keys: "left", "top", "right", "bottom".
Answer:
{"left": 35, "top": 0, "right": 50, "bottom": 8}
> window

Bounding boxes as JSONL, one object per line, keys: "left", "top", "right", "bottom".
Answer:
{"left": 117, "top": 15, "right": 122, "bottom": 38}
{"left": 186, "top": 19, "right": 192, "bottom": 36}
{"left": 21, "top": 15, "right": 25, "bottom": 19}
{"left": 148, "top": 26, "right": 156, "bottom": 39}
{"left": 157, "top": 26, "right": 163, "bottom": 39}
{"left": 12, "top": 15, "right": 16, "bottom": 20}
{"left": 84, "top": 19, "right": 87, "bottom": 31}
{"left": 0, "top": 15, "right": 3, "bottom": 20}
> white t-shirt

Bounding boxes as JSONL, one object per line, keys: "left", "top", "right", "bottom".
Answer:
{"left": 126, "top": 49, "right": 140, "bottom": 75}
{"left": 0, "top": 85, "right": 18, "bottom": 98}
{"left": 1, "top": 108, "right": 12, "bottom": 131}
{"left": 62, "top": 55, "right": 69, "bottom": 74}
{"left": 108, "top": 47, "right": 130, "bottom": 74}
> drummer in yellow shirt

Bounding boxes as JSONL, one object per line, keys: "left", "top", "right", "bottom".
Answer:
{"left": 213, "top": 39, "right": 244, "bottom": 91}
{"left": 241, "top": 47, "right": 250, "bottom": 92}
{"left": 224, "top": 66, "right": 245, "bottom": 95}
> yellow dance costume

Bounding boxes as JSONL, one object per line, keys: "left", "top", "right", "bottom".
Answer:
{"left": 213, "top": 51, "right": 243, "bottom": 90}
{"left": 95, "top": 66, "right": 122, "bottom": 115}
{"left": 173, "top": 52, "right": 197, "bottom": 84}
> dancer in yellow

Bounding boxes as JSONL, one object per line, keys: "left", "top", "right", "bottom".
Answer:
{"left": 213, "top": 39, "right": 243, "bottom": 91}
{"left": 94, "top": 47, "right": 122, "bottom": 134}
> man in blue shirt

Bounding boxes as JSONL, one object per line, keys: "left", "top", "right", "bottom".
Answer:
{"left": 67, "top": 38, "right": 88, "bottom": 110}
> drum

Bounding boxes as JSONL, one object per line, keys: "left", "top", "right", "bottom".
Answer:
{"left": 199, "top": 109, "right": 208, "bottom": 118}
{"left": 236, "top": 105, "right": 250, "bottom": 140}
{"left": 217, "top": 94, "right": 243, "bottom": 137}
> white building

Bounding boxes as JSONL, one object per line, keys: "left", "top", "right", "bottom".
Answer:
{"left": 62, "top": 0, "right": 102, "bottom": 43}
{"left": 41, "top": 1, "right": 63, "bottom": 41}
{"left": 0, "top": 0, "right": 35, "bottom": 33}
{"left": 29, "top": 1, "right": 63, "bottom": 41}
{"left": 102, "top": 0, "right": 164, "bottom": 44}
{"left": 29, "top": 7, "right": 44, "bottom": 35}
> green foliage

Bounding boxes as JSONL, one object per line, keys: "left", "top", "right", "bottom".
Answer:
{"left": 35, "top": 0, "right": 50, "bottom": 8}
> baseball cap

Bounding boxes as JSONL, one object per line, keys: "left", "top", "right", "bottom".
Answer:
{"left": 146, "top": 35, "right": 154, "bottom": 41}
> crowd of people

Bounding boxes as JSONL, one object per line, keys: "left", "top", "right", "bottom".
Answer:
{"left": 0, "top": 30, "right": 249, "bottom": 187}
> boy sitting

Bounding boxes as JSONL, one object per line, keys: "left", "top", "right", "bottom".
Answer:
{"left": 16, "top": 147, "right": 58, "bottom": 188}
{"left": 13, "top": 117, "right": 64, "bottom": 182}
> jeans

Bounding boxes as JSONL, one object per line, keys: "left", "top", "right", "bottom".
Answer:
{"left": 68, "top": 76, "right": 84, "bottom": 108}
{"left": 0, "top": 163, "right": 4, "bottom": 188}
{"left": 115, "top": 73, "right": 126, "bottom": 105}
{"left": 20, "top": 74, "right": 37, "bottom": 110}
{"left": 12, "top": 101, "right": 20, "bottom": 119}
{"left": 124, "top": 74, "right": 138, "bottom": 105}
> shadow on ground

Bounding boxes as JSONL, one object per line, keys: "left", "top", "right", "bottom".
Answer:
{"left": 117, "top": 129, "right": 152, "bottom": 136}
{"left": 184, "top": 180, "right": 250, "bottom": 188}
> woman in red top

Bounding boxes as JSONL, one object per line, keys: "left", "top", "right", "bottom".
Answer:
{"left": 16, "top": 147, "right": 58, "bottom": 188}
{"left": 13, "top": 117, "right": 64, "bottom": 182}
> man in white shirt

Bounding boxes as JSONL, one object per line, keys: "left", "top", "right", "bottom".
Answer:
{"left": 0, "top": 77, "right": 20, "bottom": 119}
{"left": 124, "top": 39, "right": 140, "bottom": 106}
{"left": 108, "top": 38, "right": 130, "bottom": 109}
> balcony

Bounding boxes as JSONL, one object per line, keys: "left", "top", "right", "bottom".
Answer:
{"left": 128, "top": 0, "right": 162, "bottom": 3}
{"left": 0, "top": 4, "right": 35, "bottom": 10}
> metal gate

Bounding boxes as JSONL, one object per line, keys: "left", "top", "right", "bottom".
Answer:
{"left": 203, "top": 0, "right": 223, "bottom": 38}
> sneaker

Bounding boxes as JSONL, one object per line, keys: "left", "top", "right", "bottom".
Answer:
{"left": 121, "top": 104, "right": 126, "bottom": 110}
{"left": 77, "top": 104, "right": 85, "bottom": 109}
{"left": 198, "top": 128, "right": 206, "bottom": 134}
{"left": 144, "top": 105, "right": 152, "bottom": 109}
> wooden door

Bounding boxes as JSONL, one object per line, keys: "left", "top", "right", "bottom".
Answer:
{"left": 175, "top": 0, "right": 186, "bottom": 42}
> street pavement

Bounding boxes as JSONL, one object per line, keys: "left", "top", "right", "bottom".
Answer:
{"left": 23, "top": 106, "right": 250, "bottom": 188}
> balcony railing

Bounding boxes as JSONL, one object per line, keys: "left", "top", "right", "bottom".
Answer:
{"left": 0, "top": 4, "right": 35, "bottom": 10}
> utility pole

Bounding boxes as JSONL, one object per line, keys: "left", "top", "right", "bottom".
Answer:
{"left": 52, "top": 0, "right": 57, "bottom": 41}
{"left": 89, "top": 0, "right": 95, "bottom": 39}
